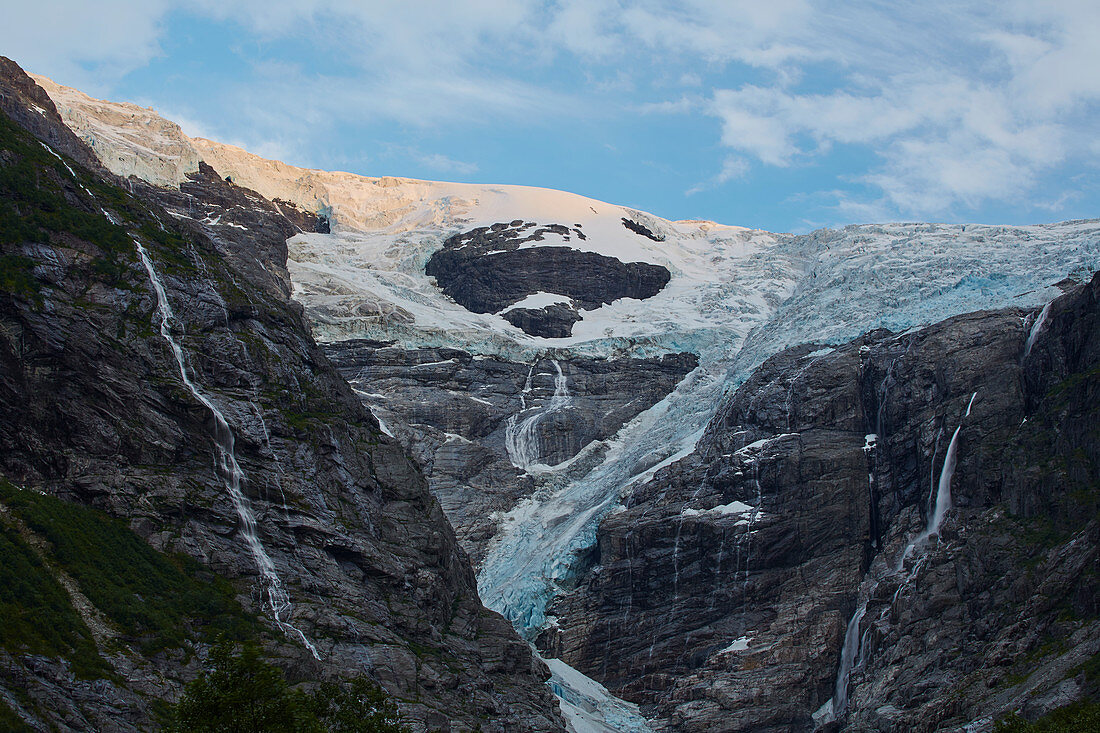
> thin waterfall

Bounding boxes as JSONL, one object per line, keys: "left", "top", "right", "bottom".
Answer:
{"left": 926, "top": 391, "right": 977, "bottom": 540}
{"left": 505, "top": 360, "right": 572, "bottom": 470}
{"left": 831, "top": 601, "right": 868, "bottom": 719}
{"left": 1023, "top": 301, "right": 1052, "bottom": 359}
{"left": 134, "top": 239, "right": 320, "bottom": 660}
{"left": 825, "top": 392, "right": 977, "bottom": 725}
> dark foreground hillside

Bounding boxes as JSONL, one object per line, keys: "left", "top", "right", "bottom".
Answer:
{"left": 0, "top": 57, "right": 564, "bottom": 733}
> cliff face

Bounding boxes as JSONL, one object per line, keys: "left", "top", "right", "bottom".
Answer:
{"left": 323, "top": 343, "right": 697, "bottom": 568}
{"left": 545, "top": 275, "right": 1100, "bottom": 731}
{"left": 424, "top": 221, "right": 672, "bottom": 338}
{"left": 0, "top": 59, "right": 564, "bottom": 733}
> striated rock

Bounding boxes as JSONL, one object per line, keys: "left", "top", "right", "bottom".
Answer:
{"left": 323, "top": 342, "right": 697, "bottom": 567}
{"left": 0, "top": 59, "right": 565, "bottom": 733}
{"left": 546, "top": 273, "right": 1100, "bottom": 731}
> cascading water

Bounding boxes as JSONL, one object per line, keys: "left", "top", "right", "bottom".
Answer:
{"left": 927, "top": 392, "right": 976, "bottom": 537}
{"left": 831, "top": 601, "right": 868, "bottom": 719}
{"left": 823, "top": 392, "right": 978, "bottom": 724}
{"left": 505, "top": 360, "right": 572, "bottom": 470}
{"left": 1023, "top": 301, "right": 1052, "bottom": 359}
{"left": 135, "top": 239, "right": 320, "bottom": 660}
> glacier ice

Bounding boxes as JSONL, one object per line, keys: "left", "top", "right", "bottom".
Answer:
{"left": 33, "top": 77, "right": 1100, "bottom": 728}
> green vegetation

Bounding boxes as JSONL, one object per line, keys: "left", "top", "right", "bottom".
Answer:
{"left": 170, "top": 638, "right": 406, "bottom": 733}
{"left": 1068, "top": 650, "right": 1100, "bottom": 684}
{"left": 993, "top": 700, "right": 1100, "bottom": 732}
{"left": 0, "top": 697, "right": 34, "bottom": 733}
{"left": 0, "top": 254, "right": 39, "bottom": 303}
{"left": 0, "top": 109, "right": 137, "bottom": 293}
{"left": 0, "top": 519, "right": 107, "bottom": 678}
{"left": 0, "top": 113, "right": 129, "bottom": 245}
{"left": 0, "top": 480, "right": 258, "bottom": 654}
{"left": 284, "top": 409, "right": 341, "bottom": 432}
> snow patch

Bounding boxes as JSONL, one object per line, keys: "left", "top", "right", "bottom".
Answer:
{"left": 719, "top": 636, "right": 752, "bottom": 654}
{"left": 499, "top": 291, "right": 573, "bottom": 314}
{"left": 683, "top": 500, "right": 755, "bottom": 517}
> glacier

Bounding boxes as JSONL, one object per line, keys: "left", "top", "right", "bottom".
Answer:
{"left": 33, "top": 75, "right": 1100, "bottom": 731}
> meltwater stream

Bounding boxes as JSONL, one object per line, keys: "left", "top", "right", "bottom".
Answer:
{"left": 505, "top": 360, "right": 572, "bottom": 470}
{"left": 135, "top": 239, "right": 320, "bottom": 659}
{"left": 823, "top": 392, "right": 978, "bottom": 724}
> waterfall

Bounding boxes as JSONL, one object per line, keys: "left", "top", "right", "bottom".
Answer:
{"left": 134, "top": 239, "right": 320, "bottom": 660}
{"left": 927, "top": 391, "right": 977, "bottom": 538}
{"left": 505, "top": 360, "right": 572, "bottom": 470}
{"left": 1023, "top": 301, "right": 1052, "bottom": 359}
{"left": 831, "top": 601, "right": 868, "bottom": 719}
{"left": 519, "top": 364, "right": 534, "bottom": 410}
{"left": 824, "top": 392, "right": 977, "bottom": 725}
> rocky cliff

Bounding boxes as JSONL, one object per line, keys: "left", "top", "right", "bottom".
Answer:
{"left": 425, "top": 221, "right": 672, "bottom": 338}
{"left": 323, "top": 343, "right": 696, "bottom": 567}
{"left": 0, "top": 58, "right": 564, "bottom": 732}
{"left": 544, "top": 274, "right": 1100, "bottom": 731}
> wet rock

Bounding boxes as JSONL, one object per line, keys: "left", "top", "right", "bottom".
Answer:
{"left": 0, "top": 59, "right": 565, "bottom": 733}
{"left": 548, "top": 274, "right": 1100, "bottom": 731}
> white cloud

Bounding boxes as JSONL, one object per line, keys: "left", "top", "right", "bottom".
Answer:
{"left": 1, "top": 0, "right": 170, "bottom": 90}
{"left": 700, "top": 1, "right": 1100, "bottom": 217}
{"left": 407, "top": 150, "right": 479, "bottom": 176}
{"left": 4, "top": 0, "right": 1098, "bottom": 222}
{"left": 686, "top": 156, "right": 749, "bottom": 196}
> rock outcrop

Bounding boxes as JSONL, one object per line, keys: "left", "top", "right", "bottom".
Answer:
{"left": 544, "top": 274, "right": 1100, "bottom": 731}
{"left": 0, "top": 59, "right": 565, "bottom": 733}
{"left": 425, "top": 221, "right": 671, "bottom": 337}
{"left": 323, "top": 342, "right": 697, "bottom": 567}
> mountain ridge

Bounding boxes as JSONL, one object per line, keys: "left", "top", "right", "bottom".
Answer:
{"left": 6, "top": 60, "right": 1100, "bottom": 733}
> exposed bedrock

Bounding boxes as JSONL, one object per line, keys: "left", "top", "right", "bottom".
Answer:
{"left": 0, "top": 59, "right": 565, "bottom": 733}
{"left": 543, "top": 274, "right": 1100, "bottom": 732}
{"left": 424, "top": 221, "right": 671, "bottom": 337}
{"left": 501, "top": 303, "right": 583, "bottom": 339}
{"left": 323, "top": 342, "right": 698, "bottom": 567}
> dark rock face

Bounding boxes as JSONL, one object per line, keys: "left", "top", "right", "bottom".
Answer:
{"left": 544, "top": 275, "right": 1100, "bottom": 731}
{"left": 323, "top": 342, "right": 698, "bottom": 567}
{"left": 621, "top": 217, "right": 664, "bottom": 242}
{"left": 424, "top": 221, "right": 671, "bottom": 337}
{"left": 0, "top": 60, "right": 564, "bottom": 733}
{"left": 502, "top": 303, "right": 582, "bottom": 338}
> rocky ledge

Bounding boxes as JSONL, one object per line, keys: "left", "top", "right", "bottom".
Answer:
{"left": 424, "top": 221, "right": 671, "bottom": 338}
{"left": 543, "top": 272, "right": 1100, "bottom": 732}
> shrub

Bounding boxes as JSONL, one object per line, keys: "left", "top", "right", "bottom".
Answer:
{"left": 171, "top": 639, "right": 407, "bottom": 732}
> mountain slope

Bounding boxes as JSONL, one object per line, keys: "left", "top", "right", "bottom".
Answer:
{"left": 0, "top": 58, "right": 564, "bottom": 732}
{"left": 27, "top": 67, "right": 1100, "bottom": 733}
{"left": 545, "top": 276, "right": 1100, "bottom": 730}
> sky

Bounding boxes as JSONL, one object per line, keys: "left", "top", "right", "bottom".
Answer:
{"left": 3, "top": 1, "right": 1099, "bottom": 233}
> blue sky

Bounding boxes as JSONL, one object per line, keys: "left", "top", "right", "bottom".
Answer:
{"left": 4, "top": 1, "right": 1099, "bottom": 232}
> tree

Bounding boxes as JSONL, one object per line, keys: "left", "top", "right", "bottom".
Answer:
{"left": 170, "top": 639, "right": 316, "bottom": 733}
{"left": 308, "top": 676, "right": 405, "bottom": 733}
{"left": 170, "top": 638, "right": 407, "bottom": 732}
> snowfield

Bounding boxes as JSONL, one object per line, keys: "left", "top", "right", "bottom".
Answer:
{"left": 37, "top": 76, "right": 1100, "bottom": 733}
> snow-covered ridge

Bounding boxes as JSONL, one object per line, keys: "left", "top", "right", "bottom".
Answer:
{"left": 36, "top": 72, "right": 1100, "bottom": 658}
{"left": 32, "top": 74, "right": 201, "bottom": 188}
